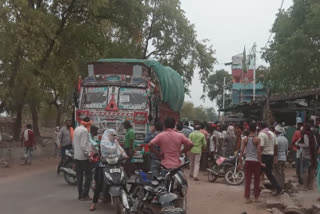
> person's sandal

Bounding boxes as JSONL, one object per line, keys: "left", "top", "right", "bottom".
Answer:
{"left": 89, "top": 204, "right": 96, "bottom": 211}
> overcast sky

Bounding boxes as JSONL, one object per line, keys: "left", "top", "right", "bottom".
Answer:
{"left": 181, "top": 0, "right": 293, "bottom": 108}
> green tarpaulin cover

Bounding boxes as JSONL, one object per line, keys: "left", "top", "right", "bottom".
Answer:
{"left": 98, "top": 58, "right": 185, "bottom": 112}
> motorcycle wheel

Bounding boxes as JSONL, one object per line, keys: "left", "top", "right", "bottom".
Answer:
{"left": 113, "top": 197, "right": 129, "bottom": 214}
{"left": 63, "top": 161, "right": 77, "bottom": 185}
{"left": 175, "top": 196, "right": 187, "bottom": 214}
{"left": 224, "top": 167, "right": 245, "bottom": 186}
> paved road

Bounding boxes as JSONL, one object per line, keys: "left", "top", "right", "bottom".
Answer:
{"left": 0, "top": 167, "right": 115, "bottom": 214}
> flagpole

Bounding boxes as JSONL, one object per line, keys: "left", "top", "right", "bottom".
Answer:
{"left": 252, "top": 43, "right": 257, "bottom": 101}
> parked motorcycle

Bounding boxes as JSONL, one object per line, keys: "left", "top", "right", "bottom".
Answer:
{"left": 59, "top": 149, "right": 77, "bottom": 185}
{"left": 129, "top": 161, "right": 190, "bottom": 214}
{"left": 206, "top": 153, "right": 244, "bottom": 185}
{"left": 102, "top": 154, "right": 130, "bottom": 214}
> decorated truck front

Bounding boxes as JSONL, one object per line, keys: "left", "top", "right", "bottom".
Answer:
{"left": 75, "top": 59, "right": 184, "bottom": 164}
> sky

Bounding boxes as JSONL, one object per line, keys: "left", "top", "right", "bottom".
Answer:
{"left": 180, "top": 0, "right": 293, "bottom": 108}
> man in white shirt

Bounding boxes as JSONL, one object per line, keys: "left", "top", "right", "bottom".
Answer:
{"left": 73, "top": 117, "right": 93, "bottom": 201}
{"left": 258, "top": 121, "right": 283, "bottom": 196}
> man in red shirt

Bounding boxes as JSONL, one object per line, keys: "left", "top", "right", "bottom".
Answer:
{"left": 149, "top": 117, "right": 193, "bottom": 169}
{"left": 21, "top": 124, "right": 36, "bottom": 165}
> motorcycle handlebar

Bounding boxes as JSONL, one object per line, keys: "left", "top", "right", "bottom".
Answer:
{"left": 161, "top": 161, "right": 190, "bottom": 177}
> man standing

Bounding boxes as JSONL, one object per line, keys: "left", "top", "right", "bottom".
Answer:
{"left": 210, "top": 124, "right": 223, "bottom": 155}
{"left": 292, "top": 122, "right": 303, "bottom": 184}
{"left": 222, "top": 126, "right": 236, "bottom": 157}
{"left": 200, "top": 122, "right": 208, "bottom": 139}
{"left": 149, "top": 117, "right": 193, "bottom": 170}
{"left": 274, "top": 125, "right": 288, "bottom": 188}
{"left": 181, "top": 121, "right": 193, "bottom": 138}
{"left": 123, "top": 120, "right": 135, "bottom": 176}
{"left": 57, "top": 120, "right": 73, "bottom": 174}
{"left": 144, "top": 121, "right": 163, "bottom": 178}
{"left": 189, "top": 125, "right": 206, "bottom": 181}
{"left": 73, "top": 117, "right": 92, "bottom": 201}
{"left": 235, "top": 125, "right": 243, "bottom": 152}
{"left": 258, "top": 121, "right": 283, "bottom": 196}
{"left": 53, "top": 126, "right": 60, "bottom": 157}
{"left": 238, "top": 122, "right": 262, "bottom": 203}
{"left": 21, "top": 124, "right": 36, "bottom": 165}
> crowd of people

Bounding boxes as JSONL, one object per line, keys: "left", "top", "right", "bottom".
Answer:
{"left": 23, "top": 116, "right": 319, "bottom": 210}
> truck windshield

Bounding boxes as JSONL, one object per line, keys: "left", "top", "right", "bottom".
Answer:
{"left": 81, "top": 87, "right": 108, "bottom": 109}
{"left": 118, "top": 88, "right": 146, "bottom": 110}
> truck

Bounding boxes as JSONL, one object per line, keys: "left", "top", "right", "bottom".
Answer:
{"left": 74, "top": 59, "right": 185, "bottom": 165}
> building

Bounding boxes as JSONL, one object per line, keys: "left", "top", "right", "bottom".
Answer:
{"left": 231, "top": 48, "right": 265, "bottom": 105}
{"left": 232, "top": 83, "right": 264, "bottom": 105}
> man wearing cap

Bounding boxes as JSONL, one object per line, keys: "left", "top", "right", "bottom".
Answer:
{"left": 56, "top": 120, "right": 73, "bottom": 174}
{"left": 73, "top": 117, "right": 93, "bottom": 201}
{"left": 274, "top": 124, "right": 288, "bottom": 188}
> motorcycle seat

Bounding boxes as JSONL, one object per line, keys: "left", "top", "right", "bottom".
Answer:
{"left": 224, "top": 156, "right": 236, "bottom": 163}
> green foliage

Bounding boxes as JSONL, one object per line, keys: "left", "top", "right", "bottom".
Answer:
{"left": 205, "top": 69, "right": 232, "bottom": 110}
{"left": 206, "top": 107, "right": 218, "bottom": 122}
{"left": 141, "top": 0, "right": 216, "bottom": 92}
{"left": 180, "top": 101, "right": 217, "bottom": 121}
{"left": 262, "top": 0, "right": 320, "bottom": 92}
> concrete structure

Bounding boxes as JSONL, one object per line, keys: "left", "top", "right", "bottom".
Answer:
{"left": 232, "top": 83, "right": 264, "bottom": 105}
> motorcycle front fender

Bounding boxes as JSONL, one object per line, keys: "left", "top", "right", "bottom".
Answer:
{"left": 60, "top": 167, "right": 76, "bottom": 177}
{"left": 109, "top": 186, "right": 121, "bottom": 197}
{"left": 121, "top": 189, "right": 129, "bottom": 209}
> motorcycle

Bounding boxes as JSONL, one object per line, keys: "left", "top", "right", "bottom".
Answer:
{"left": 102, "top": 154, "right": 130, "bottom": 214}
{"left": 129, "top": 161, "right": 190, "bottom": 214}
{"left": 59, "top": 149, "right": 77, "bottom": 185}
{"left": 206, "top": 153, "right": 245, "bottom": 185}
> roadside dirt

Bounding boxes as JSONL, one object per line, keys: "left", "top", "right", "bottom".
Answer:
{"left": 0, "top": 156, "right": 58, "bottom": 184}
{"left": 186, "top": 170, "right": 269, "bottom": 214}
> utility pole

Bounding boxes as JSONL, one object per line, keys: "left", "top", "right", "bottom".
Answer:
{"left": 223, "top": 77, "right": 226, "bottom": 109}
{"left": 252, "top": 42, "right": 257, "bottom": 100}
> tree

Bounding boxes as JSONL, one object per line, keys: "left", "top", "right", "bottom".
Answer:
{"left": 180, "top": 101, "right": 215, "bottom": 121}
{"left": 141, "top": 0, "right": 216, "bottom": 92}
{"left": 180, "top": 102, "right": 195, "bottom": 121}
{"left": 0, "top": 0, "right": 145, "bottom": 138}
{"left": 206, "top": 69, "right": 232, "bottom": 110}
{"left": 206, "top": 107, "right": 218, "bottom": 122}
{"left": 193, "top": 105, "right": 208, "bottom": 121}
{"left": 262, "top": 0, "right": 320, "bottom": 92}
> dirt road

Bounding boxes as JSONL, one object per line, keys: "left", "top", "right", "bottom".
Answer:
{"left": 0, "top": 158, "right": 269, "bottom": 214}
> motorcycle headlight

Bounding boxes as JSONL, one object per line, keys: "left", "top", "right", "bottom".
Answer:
{"left": 65, "top": 150, "right": 71, "bottom": 156}
{"left": 106, "top": 157, "right": 118, "bottom": 165}
{"left": 104, "top": 172, "right": 112, "bottom": 181}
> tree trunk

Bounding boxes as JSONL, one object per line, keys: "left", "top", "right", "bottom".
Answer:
{"left": 30, "top": 104, "right": 41, "bottom": 137}
{"left": 55, "top": 104, "right": 61, "bottom": 127}
{"left": 13, "top": 104, "right": 23, "bottom": 141}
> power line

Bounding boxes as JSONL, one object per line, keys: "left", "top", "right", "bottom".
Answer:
{"left": 262, "top": 0, "right": 285, "bottom": 52}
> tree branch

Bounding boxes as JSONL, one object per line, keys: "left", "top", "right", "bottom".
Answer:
{"left": 38, "top": 0, "right": 77, "bottom": 71}
{"left": 143, "top": 0, "right": 159, "bottom": 59}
